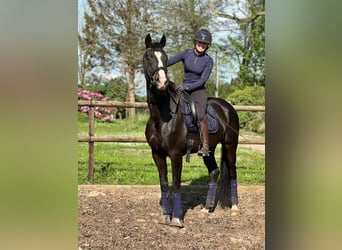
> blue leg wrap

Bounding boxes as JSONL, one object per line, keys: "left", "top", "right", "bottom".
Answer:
{"left": 161, "top": 192, "right": 171, "bottom": 215}
{"left": 172, "top": 192, "right": 183, "bottom": 218}
{"left": 206, "top": 182, "right": 218, "bottom": 208}
{"left": 230, "top": 179, "right": 238, "bottom": 205}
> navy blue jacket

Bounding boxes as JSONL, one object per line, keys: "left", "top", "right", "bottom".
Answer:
{"left": 167, "top": 49, "right": 213, "bottom": 92}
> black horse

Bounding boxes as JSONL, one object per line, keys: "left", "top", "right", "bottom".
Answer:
{"left": 143, "top": 34, "right": 240, "bottom": 227}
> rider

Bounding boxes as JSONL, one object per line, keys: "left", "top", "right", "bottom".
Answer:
{"left": 167, "top": 28, "right": 214, "bottom": 156}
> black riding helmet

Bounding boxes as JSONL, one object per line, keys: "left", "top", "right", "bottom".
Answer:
{"left": 194, "top": 29, "right": 212, "bottom": 47}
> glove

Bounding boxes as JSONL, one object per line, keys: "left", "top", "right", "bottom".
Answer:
{"left": 176, "top": 85, "right": 189, "bottom": 92}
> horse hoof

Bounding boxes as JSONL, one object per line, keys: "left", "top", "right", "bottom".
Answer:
{"left": 200, "top": 207, "right": 210, "bottom": 214}
{"left": 159, "top": 215, "right": 171, "bottom": 225}
{"left": 169, "top": 217, "right": 184, "bottom": 228}
{"left": 230, "top": 205, "right": 239, "bottom": 216}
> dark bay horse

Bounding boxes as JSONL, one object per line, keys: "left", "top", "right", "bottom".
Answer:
{"left": 143, "top": 34, "right": 240, "bottom": 227}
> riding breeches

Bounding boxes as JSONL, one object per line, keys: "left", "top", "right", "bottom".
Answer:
{"left": 190, "top": 89, "right": 207, "bottom": 121}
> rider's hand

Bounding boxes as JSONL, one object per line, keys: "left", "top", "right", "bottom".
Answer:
{"left": 176, "top": 85, "right": 189, "bottom": 92}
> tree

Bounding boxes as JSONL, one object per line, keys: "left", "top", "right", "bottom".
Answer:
{"left": 79, "top": 0, "right": 154, "bottom": 117}
{"left": 78, "top": 10, "right": 103, "bottom": 87}
{"left": 78, "top": 0, "right": 265, "bottom": 102}
{"left": 227, "top": 85, "right": 265, "bottom": 132}
{"left": 209, "top": 0, "right": 265, "bottom": 86}
{"left": 156, "top": 0, "right": 215, "bottom": 85}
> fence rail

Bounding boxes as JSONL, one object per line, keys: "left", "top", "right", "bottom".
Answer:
{"left": 78, "top": 100, "right": 265, "bottom": 111}
{"left": 78, "top": 100, "right": 265, "bottom": 182}
{"left": 78, "top": 135, "right": 265, "bottom": 144}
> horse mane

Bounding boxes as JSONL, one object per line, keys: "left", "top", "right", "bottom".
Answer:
{"left": 167, "top": 81, "right": 181, "bottom": 115}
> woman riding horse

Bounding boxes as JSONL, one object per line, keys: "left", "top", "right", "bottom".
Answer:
{"left": 167, "top": 29, "right": 213, "bottom": 157}
{"left": 143, "top": 34, "right": 240, "bottom": 228}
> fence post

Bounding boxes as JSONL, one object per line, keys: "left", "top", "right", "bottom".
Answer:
{"left": 88, "top": 107, "right": 95, "bottom": 182}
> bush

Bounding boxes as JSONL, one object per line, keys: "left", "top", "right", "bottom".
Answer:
{"left": 78, "top": 90, "right": 115, "bottom": 122}
{"left": 226, "top": 86, "right": 265, "bottom": 132}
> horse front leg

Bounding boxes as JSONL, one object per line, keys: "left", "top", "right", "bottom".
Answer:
{"left": 169, "top": 154, "right": 184, "bottom": 228}
{"left": 152, "top": 150, "right": 171, "bottom": 224}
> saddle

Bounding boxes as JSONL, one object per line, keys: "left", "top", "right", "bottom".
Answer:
{"left": 181, "top": 91, "right": 218, "bottom": 134}
{"left": 168, "top": 86, "right": 219, "bottom": 163}
{"left": 181, "top": 91, "right": 219, "bottom": 162}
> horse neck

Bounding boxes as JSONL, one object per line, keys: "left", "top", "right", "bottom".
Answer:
{"left": 147, "top": 86, "right": 179, "bottom": 123}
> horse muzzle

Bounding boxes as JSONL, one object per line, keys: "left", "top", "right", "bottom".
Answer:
{"left": 153, "top": 69, "right": 168, "bottom": 91}
{"left": 156, "top": 79, "right": 168, "bottom": 91}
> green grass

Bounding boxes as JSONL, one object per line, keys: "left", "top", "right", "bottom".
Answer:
{"left": 236, "top": 147, "right": 265, "bottom": 184}
{"left": 78, "top": 112, "right": 148, "bottom": 136}
{"left": 78, "top": 114, "right": 265, "bottom": 185}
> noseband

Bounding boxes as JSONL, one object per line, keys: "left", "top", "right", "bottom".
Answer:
{"left": 145, "top": 68, "right": 167, "bottom": 87}
{"left": 151, "top": 66, "right": 167, "bottom": 76}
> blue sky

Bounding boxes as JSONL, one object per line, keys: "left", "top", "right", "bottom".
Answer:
{"left": 78, "top": 0, "right": 86, "bottom": 28}
{"left": 78, "top": 0, "right": 85, "bottom": 13}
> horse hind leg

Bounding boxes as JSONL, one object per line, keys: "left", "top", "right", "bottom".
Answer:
{"left": 227, "top": 142, "right": 239, "bottom": 216}
{"left": 218, "top": 143, "right": 239, "bottom": 216}
{"left": 201, "top": 153, "right": 219, "bottom": 213}
{"left": 205, "top": 168, "right": 219, "bottom": 212}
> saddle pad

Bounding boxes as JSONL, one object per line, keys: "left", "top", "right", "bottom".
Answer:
{"left": 182, "top": 103, "right": 218, "bottom": 134}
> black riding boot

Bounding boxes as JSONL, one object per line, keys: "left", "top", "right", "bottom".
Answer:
{"left": 197, "top": 117, "right": 210, "bottom": 156}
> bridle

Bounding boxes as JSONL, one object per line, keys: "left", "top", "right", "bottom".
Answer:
{"left": 143, "top": 48, "right": 168, "bottom": 88}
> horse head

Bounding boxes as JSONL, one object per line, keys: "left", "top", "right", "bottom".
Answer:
{"left": 143, "top": 34, "right": 168, "bottom": 91}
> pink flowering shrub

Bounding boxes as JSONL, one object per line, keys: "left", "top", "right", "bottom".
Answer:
{"left": 78, "top": 90, "right": 115, "bottom": 122}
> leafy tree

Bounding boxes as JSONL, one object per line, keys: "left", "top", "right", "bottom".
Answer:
{"left": 209, "top": 0, "right": 265, "bottom": 86}
{"left": 227, "top": 86, "right": 265, "bottom": 132}
{"left": 219, "top": 82, "right": 240, "bottom": 99}
{"left": 85, "top": 77, "right": 128, "bottom": 101}
{"left": 78, "top": 10, "right": 104, "bottom": 87}
{"left": 84, "top": 77, "right": 128, "bottom": 118}
{"left": 233, "top": 8, "right": 265, "bottom": 86}
{"left": 78, "top": 0, "right": 265, "bottom": 114}
{"left": 156, "top": 0, "right": 218, "bottom": 85}
{"left": 79, "top": 0, "right": 154, "bottom": 117}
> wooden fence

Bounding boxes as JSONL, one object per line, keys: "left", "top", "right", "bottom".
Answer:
{"left": 78, "top": 100, "right": 265, "bottom": 182}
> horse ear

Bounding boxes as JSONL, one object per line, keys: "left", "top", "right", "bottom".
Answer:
{"left": 145, "top": 34, "right": 152, "bottom": 49}
{"left": 160, "top": 35, "right": 166, "bottom": 48}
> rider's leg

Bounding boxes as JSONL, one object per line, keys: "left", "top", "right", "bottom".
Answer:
{"left": 197, "top": 116, "right": 210, "bottom": 156}
{"left": 191, "top": 89, "right": 210, "bottom": 156}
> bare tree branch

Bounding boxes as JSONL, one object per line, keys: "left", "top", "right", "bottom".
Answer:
{"left": 214, "top": 11, "right": 265, "bottom": 23}
{"left": 208, "top": 0, "right": 265, "bottom": 23}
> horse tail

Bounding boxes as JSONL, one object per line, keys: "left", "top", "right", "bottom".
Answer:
{"left": 217, "top": 100, "right": 239, "bottom": 209}
{"left": 220, "top": 144, "right": 228, "bottom": 179}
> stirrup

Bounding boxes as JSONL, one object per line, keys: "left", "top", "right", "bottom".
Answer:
{"left": 198, "top": 144, "right": 210, "bottom": 156}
